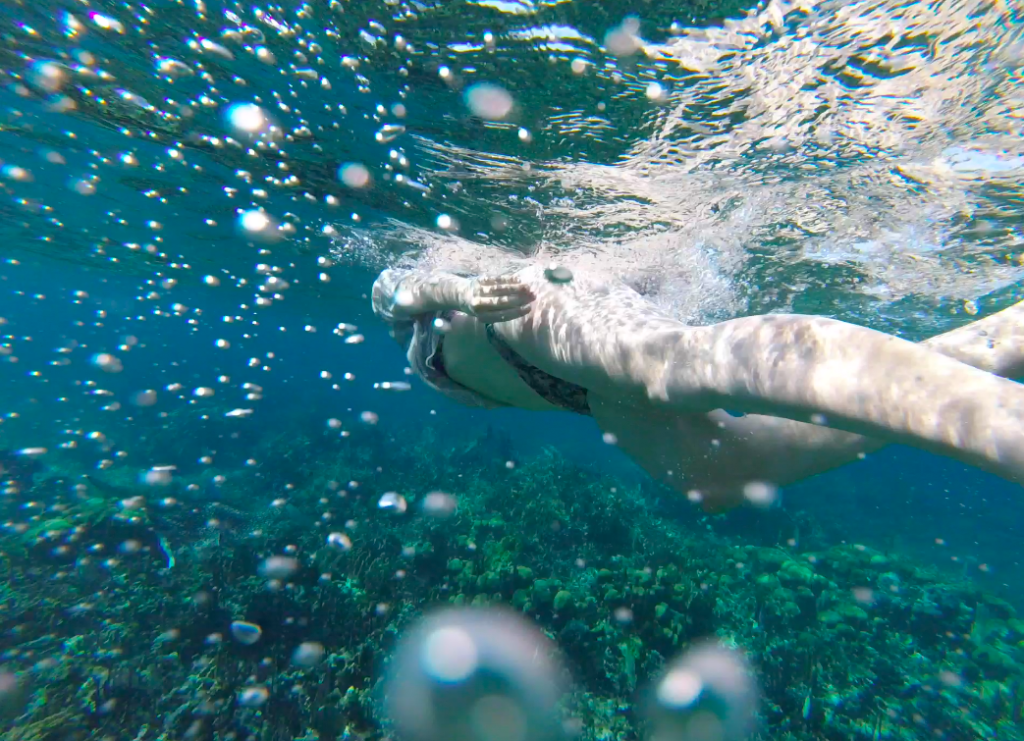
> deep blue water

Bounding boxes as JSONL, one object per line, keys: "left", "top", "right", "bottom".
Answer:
{"left": 1, "top": 0, "right": 1023, "bottom": 737}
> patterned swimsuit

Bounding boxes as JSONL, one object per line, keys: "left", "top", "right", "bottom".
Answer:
{"left": 423, "top": 310, "right": 591, "bottom": 415}
{"left": 482, "top": 323, "right": 591, "bottom": 415}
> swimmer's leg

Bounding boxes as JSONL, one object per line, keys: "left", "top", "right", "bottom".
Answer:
{"left": 681, "top": 299, "right": 1024, "bottom": 510}
{"left": 921, "top": 298, "right": 1024, "bottom": 378}
{"left": 589, "top": 396, "right": 771, "bottom": 509}
{"left": 499, "top": 268, "right": 1024, "bottom": 487}
{"left": 593, "top": 301, "right": 1024, "bottom": 513}
{"left": 648, "top": 312, "right": 1024, "bottom": 488}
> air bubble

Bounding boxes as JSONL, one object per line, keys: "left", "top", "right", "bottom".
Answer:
{"left": 605, "top": 17, "right": 642, "bottom": 56}
{"left": 421, "top": 491, "right": 457, "bottom": 519}
{"left": 339, "top": 163, "right": 371, "bottom": 188}
{"left": 238, "top": 686, "right": 269, "bottom": 707}
{"left": 741, "top": 481, "right": 779, "bottom": 509}
{"left": 376, "top": 124, "right": 406, "bottom": 144}
{"left": 378, "top": 492, "right": 408, "bottom": 514}
{"left": 385, "top": 607, "right": 565, "bottom": 741}
{"left": 292, "top": 642, "right": 326, "bottom": 667}
{"left": 645, "top": 642, "right": 759, "bottom": 741}
{"left": 259, "top": 556, "right": 299, "bottom": 579}
{"left": 91, "top": 353, "right": 123, "bottom": 373}
{"left": 327, "top": 531, "right": 352, "bottom": 551}
{"left": 230, "top": 621, "right": 263, "bottom": 645}
{"left": 465, "top": 83, "right": 514, "bottom": 120}
{"left": 239, "top": 210, "right": 271, "bottom": 233}
{"left": 645, "top": 82, "right": 667, "bottom": 101}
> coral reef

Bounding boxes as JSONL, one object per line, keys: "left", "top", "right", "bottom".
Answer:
{"left": 0, "top": 420, "right": 1021, "bottom": 741}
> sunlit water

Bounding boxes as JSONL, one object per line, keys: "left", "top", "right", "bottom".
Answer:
{"left": 0, "top": 0, "right": 1023, "bottom": 737}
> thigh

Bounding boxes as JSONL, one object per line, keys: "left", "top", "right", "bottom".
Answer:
{"left": 588, "top": 395, "right": 747, "bottom": 511}
{"left": 589, "top": 395, "right": 873, "bottom": 512}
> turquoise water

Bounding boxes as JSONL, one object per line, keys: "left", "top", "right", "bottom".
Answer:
{"left": 0, "top": 0, "right": 1023, "bottom": 739}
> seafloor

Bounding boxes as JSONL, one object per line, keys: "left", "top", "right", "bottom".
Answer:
{"left": 0, "top": 407, "right": 1021, "bottom": 741}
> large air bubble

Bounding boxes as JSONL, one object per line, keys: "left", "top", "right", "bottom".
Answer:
{"left": 644, "top": 641, "right": 759, "bottom": 741}
{"left": 384, "top": 606, "right": 566, "bottom": 741}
